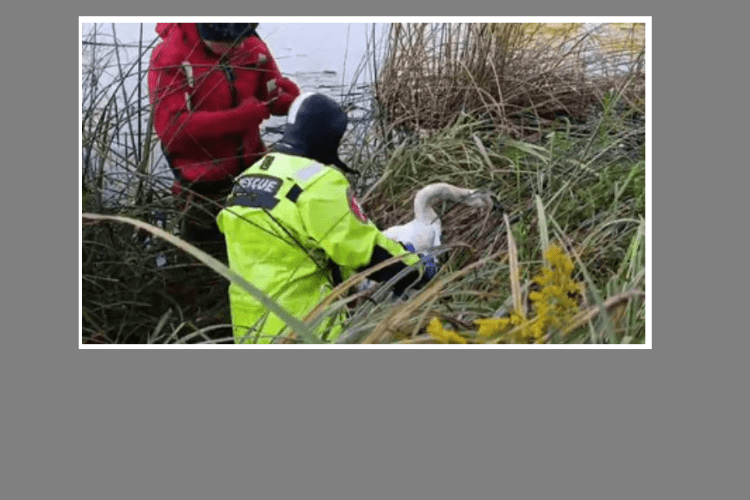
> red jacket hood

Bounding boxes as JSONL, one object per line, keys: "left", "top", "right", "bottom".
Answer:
{"left": 154, "top": 23, "right": 263, "bottom": 67}
{"left": 156, "top": 23, "right": 202, "bottom": 44}
{"left": 155, "top": 23, "right": 172, "bottom": 38}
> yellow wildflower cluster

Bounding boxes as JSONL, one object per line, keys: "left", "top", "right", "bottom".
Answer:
{"left": 426, "top": 317, "right": 467, "bottom": 344}
{"left": 425, "top": 244, "right": 582, "bottom": 344}
{"left": 527, "top": 244, "right": 583, "bottom": 339}
{"left": 474, "top": 311, "right": 525, "bottom": 337}
{"left": 473, "top": 309, "right": 543, "bottom": 344}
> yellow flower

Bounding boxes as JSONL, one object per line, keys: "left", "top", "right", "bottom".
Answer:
{"left": 427, "top": 317, "right": 467, "bottom": 344}
{"left": 474, "top": 317, "right": 511, "bottom": 336}
{"left": 472, "top": 244, "right": 582, "bottom": 344}
{"left": 546, "top": 244, "right": 574, "bottom": 275}
{"left": 510, "top": 311, "right": 526, "bottom": 325}
{"left": 525, "top": 244, "right": 582, "bottom": 340}
{"left": 502, "top": 315, "right": 541, "bottom": 344}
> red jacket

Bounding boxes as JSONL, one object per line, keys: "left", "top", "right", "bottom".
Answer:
{"left": 148, "top": 23, "right": 300, "bottom": 190}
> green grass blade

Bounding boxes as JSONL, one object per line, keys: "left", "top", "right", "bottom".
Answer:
{"left": 535, "top": 195, "right": 550, "bottom": 265}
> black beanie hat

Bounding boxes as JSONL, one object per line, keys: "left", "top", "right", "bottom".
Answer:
{"left": 196, "top": 23, "right": 258, "bottom": 42}
{"left": 275, "top": 93, "right": 356, "bottom": 174}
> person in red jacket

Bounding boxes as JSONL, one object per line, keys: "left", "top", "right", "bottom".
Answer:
{"left": 148, "top": 22, "right": 300, "bottom": 260}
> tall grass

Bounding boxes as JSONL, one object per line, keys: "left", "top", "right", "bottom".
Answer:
{"left": 342, "top": 103, "right": 645, "bottom": 344}
{"left": 376, "top": 23, "right": 644, "bottom": 139}
{"left": 81, "top": 23, "right": 234, "bottom": 343}
{"left": 81, "top": 22, "right": 646, "bottom": 344}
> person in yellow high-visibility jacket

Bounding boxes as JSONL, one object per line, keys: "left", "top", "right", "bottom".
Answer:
{"left": 217, "top": 93, "right": 435, "bottom": 344}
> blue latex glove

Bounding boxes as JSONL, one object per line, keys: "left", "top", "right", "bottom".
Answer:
{"left": 404, "top": 244, "right": 438, "bottom": 280}
{"left": 421, "top": 253, "right": 438, "bottom": 279}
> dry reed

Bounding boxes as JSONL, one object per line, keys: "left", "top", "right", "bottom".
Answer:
{"left": 376, "top": 23, "right": 645, "bottom": 139}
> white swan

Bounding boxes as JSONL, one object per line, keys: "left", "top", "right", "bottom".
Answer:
{"left": 357, "top": 183, "right": 493, "bottom": 295}
{"left": 382, "top": 182, "right": 493, "bottom": 253}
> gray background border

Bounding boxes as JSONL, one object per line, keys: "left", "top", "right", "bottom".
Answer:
{"left": 3, "top": 0, "right": 747, "bottom": 498}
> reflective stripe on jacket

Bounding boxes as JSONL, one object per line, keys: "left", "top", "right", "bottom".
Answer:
{"left": 217, "top": 153, "right": 419, "bottom": 343}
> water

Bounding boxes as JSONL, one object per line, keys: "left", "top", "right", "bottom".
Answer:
{"left": 245, "top": 24, "right": 385, "bottom": 143}
{"left": 81, "top": 22, "right": 643, "bottom": 206}
{"left": 81, "top": 22, "right": 383, "bottom": 202}
{"left": 81, "top": 22, "right": 380, "bottom": 97}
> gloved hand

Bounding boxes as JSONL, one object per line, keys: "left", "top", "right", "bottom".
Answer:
{"left": 421, "top": 252, "right": 438, "bottom": 280}
{"left": 383, "top": 243, "right": 439, "bottom": 297}
{"left": 239, "top": 96, "right": 271, "bottom": 124}
{"left": 404, "top": 244, "right": 438, "bottom": 281}
{"left": 276, "top": 77, "right": 299, "bottom": 95}
{"left": 267, "top": 77, "right": 299, "bottom": 114}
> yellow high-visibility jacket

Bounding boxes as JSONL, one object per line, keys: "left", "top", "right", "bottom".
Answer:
{"left": 216, "top": 152, "right": 420, "bottom": 344}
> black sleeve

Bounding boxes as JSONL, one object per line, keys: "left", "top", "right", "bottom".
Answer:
{"left": 358, "top": 244, "right": 429, "bottom": 296}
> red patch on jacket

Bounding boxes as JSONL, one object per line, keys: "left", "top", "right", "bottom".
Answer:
{"left": 347, "top": 189, "right": 368, "bottom": 223}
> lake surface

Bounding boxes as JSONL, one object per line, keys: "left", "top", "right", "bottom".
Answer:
{"left": 81, "top": 22, "right": 643, "bottom": 203}
{"left": 82, "top": 22, "right": 383, "bottom": 194}
{"left": 82, "top": 22, "right": 381, "bottom": 92}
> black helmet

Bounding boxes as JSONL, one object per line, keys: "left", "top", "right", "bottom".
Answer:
{"left": 196, "top": 23, "right": 258, "bottom": 42}
{"left": 275, "top": 93, "right": 355, "bottom": 174}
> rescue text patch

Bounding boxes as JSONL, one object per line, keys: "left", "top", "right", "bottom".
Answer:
{"left": 236, "top": 175, "right": 282, "bottom": 195}
{"left": 228, "top": 175, "right": 283, "bottom": 210}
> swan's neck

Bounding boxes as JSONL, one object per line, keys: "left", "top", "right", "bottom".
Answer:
{"left": 413, "top": 183, "right": 475, "bottom": 224}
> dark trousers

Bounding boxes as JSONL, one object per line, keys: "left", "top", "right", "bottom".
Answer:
{"left": 175, "top": 179, "right": 233, "bottom": 264}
